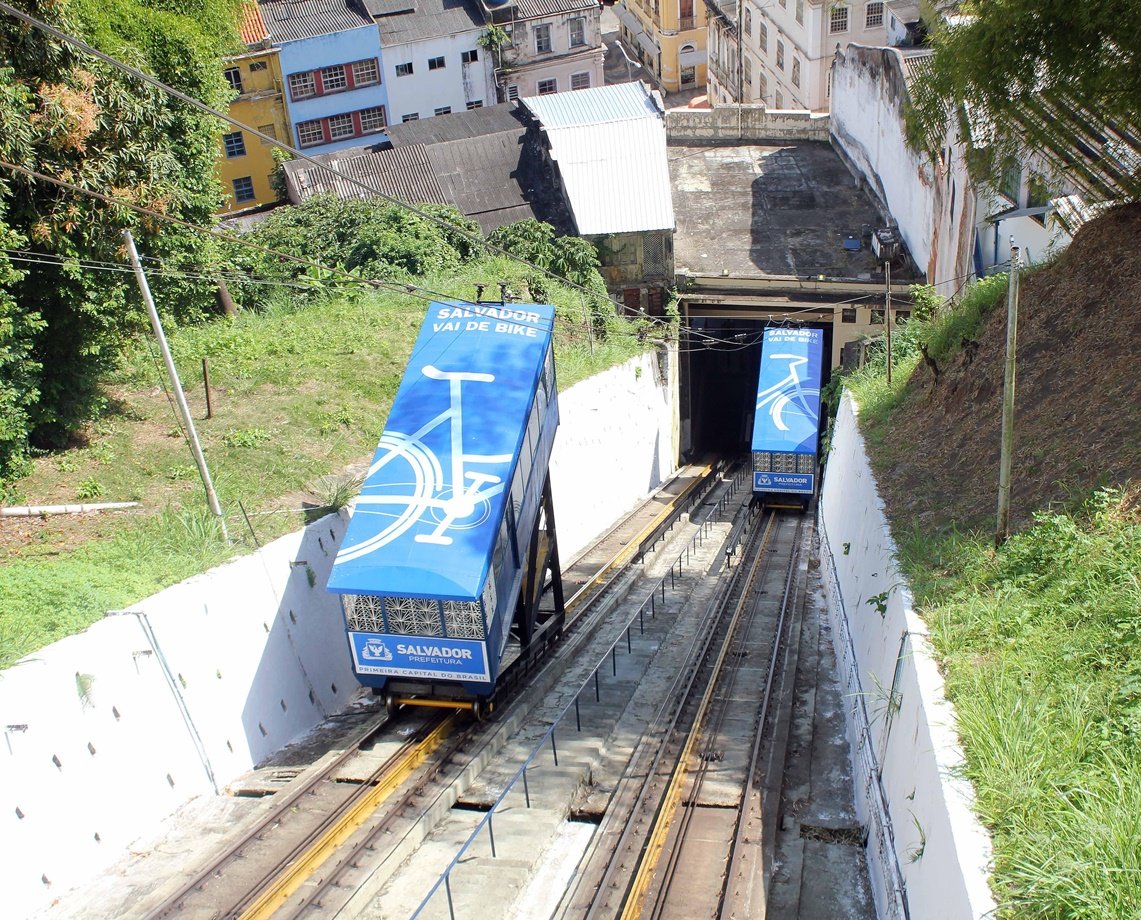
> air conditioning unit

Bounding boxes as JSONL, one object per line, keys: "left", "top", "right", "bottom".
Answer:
{"left": 871, "top": 227, "right": 901, "bottom": 264}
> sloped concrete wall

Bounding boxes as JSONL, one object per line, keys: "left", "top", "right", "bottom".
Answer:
{"left": 818, "top": 393, "right": 996, "bottom": 919}
{"left": 0, "top": 347, "right": 679, "bottom": 915}
{"left": 550, "top": 347, "right": 678, "bottom": 558}
{"left": 0, "top": 515, "right": 357, "bottom": 917}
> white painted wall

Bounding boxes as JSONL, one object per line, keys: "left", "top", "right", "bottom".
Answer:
{"left": 830, "top": 44, "right": 976, "bottom": 296}
{"left": 382, "top": 32, "right": 498, "bottom": 122}
{"left": 550, "top": 347, "right": 678, "bottom": 558}
{"left": 818, "top": 393, "right": 996, "bottom": 919}
{"left": 1, "top": 515, "right": 357, "bottom": 917}
{"left": 1, "top": 348, "right": 679, "bottom": 915}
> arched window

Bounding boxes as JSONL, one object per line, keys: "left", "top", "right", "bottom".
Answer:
{"left": 744, "top": 8, "right": 752, "bottom": 36}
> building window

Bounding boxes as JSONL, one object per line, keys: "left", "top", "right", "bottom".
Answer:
{"left": 289, "top": 71, "right": 316, "bottom": 99}
{"left": 466, "top": 99, "right": 483, "bottom": 109}
{"left": 360, "top": 106, "right": 387, "bottom": 133}
{"left": 999, "top": 160, "right": 1021, "bottom": 202}
{"left": 743, "top": 55, "right": 752, "bottom": 86}
{"left": 866, "top": 1, "right": 884, "bottom": 27}
{"left": 681, "top": 65, "right": 696, "bottom": 86}
{"left": 796, "top": 0, "right": 804, "bottom": 23}
{"left": 297, "top": 119, "right": 325, "bottom": 146}
{"left": 434, "top": 105, "right": 451, "bottom": 116}
{"left": 758, "top": 21, "right": 767, "bottom": 51}
{"left": 428, "top": 56, "right": 445, "bottom": 70}
{"left": 396, "top": 62, "right": 413, "bottom": 77}
{"left": 841, "top": 307, "right": 857, "bottom": 323}
{"left": 249, "top": 61, "right": 267, "bottom": 72}
{"left": 257, "top": 123, "right": 277, "bottom": 144}
{"left": 571, "top": 71, "right": 591, "bottom": 90}
{"left": 830, "top": 5, "right": 849, "bottom": 32}
{"left": 537, "top": 77, "right": 557, "bottom": 95}
{"left": 352, "top": 59, "right": 380, "bottom": 86}
{"left": 776, "top": 40, "right": 785, "bottom": 70}
{"left": 328, "top": 112, "right": 355, "bottom": 139}
{"left": 222, "top": 131, "right": 246, "bottom": 158}
{"left": 775, "top": 89, "right": 784, "bottom": 107}
{"left": 570, "top": 17, "right": 586, "bottom": 47}
{"left": 506, "top": 84, "right": 520, "bottom": 101}
{"left": 743, "top": 8, "right": 752, "bottom": 36}
{"left": 462, "top": 49, "right": 479, "bottom": 64}
{"left": 232, "top": 176, "right": 255, "bottom": 202}
{"left": 402, "top": 113, "right": 419, "bottom": 122}
{"left": 322, "top": 64, "right": 347, "bottom": 92}
{"left": 791, "top": 57, "right": 800, "bottom": 87}
{"left": 223, "top": 67, "right": 243, "bottom": 93}
{"left": 535, "top": 24, "right": 552, "bottom": 54}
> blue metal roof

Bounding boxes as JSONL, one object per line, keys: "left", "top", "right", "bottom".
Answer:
{"left": 329, "top": 301, "right": 556, "bottom": 599}
{"left": 752, "top": 327, "right": 823, "bottom": 455}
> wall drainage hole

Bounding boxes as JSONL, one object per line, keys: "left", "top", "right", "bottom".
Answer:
{"left": 453, "top": 800, "right": 494, "bottom": 813}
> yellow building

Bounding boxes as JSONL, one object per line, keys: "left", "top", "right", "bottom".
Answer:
{"left": 217, "top": 3, "right": 290, "bottom": 213}
{"left": 614, "top": 0, "right": 708, "bottom": 93}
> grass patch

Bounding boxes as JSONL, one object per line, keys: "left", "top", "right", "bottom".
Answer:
{"left": 910, "top": 489, "right": 1141, "bottom": 917}
{"left": 0, "top": 259, "right": 657, "bottom": 668}
{"left": 844, "top": 271, "right": 1141, "bottom": 915}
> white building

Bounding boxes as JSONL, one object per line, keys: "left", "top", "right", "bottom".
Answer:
{"left": 708, "top": 0, "right": 891, "bottom": 110}
{"left": 478, "top": 0, "right": 605, "bottom": 101}
{"left": 370, "top": 0, "right": 498, "bottom": 122}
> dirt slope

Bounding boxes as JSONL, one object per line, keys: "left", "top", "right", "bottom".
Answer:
{"left": 870, "top": 202, "right": 1141, "bottom": 532}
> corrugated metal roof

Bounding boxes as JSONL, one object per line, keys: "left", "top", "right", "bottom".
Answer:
{"left": 542, "top": 118, "right": 674, "bottom": 234}
{"left": 385, "top": 105, "right": 526, "bottom": 146}
{"left": 286, "top": 144, "right": 450, "bottom": 206}
{"left": 515, "top": 0, "right": 596, "bottom": 17}
{"left": 239, "top": 1, "right": 271, "bottom": 44}
{"left": 375, "top": 0, "right": 484, "bottom": 44}
{"left": 259, "top": 0, "right": 373, "bottom": 43}
{"left": 427, "top": 133, "right": 539, "bottom": 232}
{"left": 521, "top": 84, "right": 673, "bottom": 235}
{"left": 520, "top": 81, "right": 663, "bottom": 128}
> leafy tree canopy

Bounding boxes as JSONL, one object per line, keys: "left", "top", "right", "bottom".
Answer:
{"left": 0, "top": 0, "right": 240, "bottom": 476}
{"left": 906, "top": 0, "right": 1141, "bottom": 197}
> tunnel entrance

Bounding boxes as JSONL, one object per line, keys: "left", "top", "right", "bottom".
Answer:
{"left": 682, "top": 316, "right": 834, "bottom": 458}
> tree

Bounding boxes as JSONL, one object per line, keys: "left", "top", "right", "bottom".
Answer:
{"left": 906, "top": 0, "right": 1141, "bottom": 197}
{"left": 0, "top": 0, "right": 239, "bottom": 463}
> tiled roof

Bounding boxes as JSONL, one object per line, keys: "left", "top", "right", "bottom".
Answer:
{"left": 285, "top": 144, "right": 450, "bottom": 206}
{"left": 239, "top": 1, "right": 270, "bottom": 44}
{"left": 259, "top": 0, "right": 373, "bottom": 43}
{"left": 373, "top": 0, "right": 484, "bottom": 44}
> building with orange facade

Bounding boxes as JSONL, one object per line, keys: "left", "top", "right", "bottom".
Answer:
{"left": 217, "top": 2, "right": 291, "bottom": 214}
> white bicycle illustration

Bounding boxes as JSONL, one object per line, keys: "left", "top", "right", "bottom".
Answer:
{"left": 756, "top": 352, "right": 819, "bottom": 432}
{"left": 338, "top": 365, "right": 513, "bottom": 563}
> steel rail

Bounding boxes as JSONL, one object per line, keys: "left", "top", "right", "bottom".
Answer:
{"left": 615, "top": 511, "right": 778, "bottom": 920}
{"left": 645, "top": 514, "right": 794, "bottom": 920}
{"left": 575, "top": 508, "right": 775, "bottom": 920}
{"left": 149, "top": 711, "right": 395, "bottom": 917}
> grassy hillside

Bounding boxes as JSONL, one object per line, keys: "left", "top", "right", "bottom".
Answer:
{"left": 846, "top": 204, "right": 1141, "bottom": 917}
{"left": 0, "top": 256, "right": 656, "bottom": 668}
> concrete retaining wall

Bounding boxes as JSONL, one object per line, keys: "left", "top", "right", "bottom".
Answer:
{"left": 666, "top": 105, "right": 830, "bottom": 143}
{"left": 0, "top": 348, "right": 679, "bottom": 915}
{"left": 818, "top": 394, "right": 996, "bottom": 920}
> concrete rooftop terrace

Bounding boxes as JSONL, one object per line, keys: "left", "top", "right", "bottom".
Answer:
{"left": 669, "top": 141, "right": 890, "bottom": 280}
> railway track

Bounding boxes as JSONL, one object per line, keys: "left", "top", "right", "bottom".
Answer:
{"left": 562, "top": 510, "right": 810, "bottom": 920}
{"left": 142, "top": 462, "right": 732, "bottom": 919}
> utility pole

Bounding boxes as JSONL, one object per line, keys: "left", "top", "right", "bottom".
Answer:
{"left": 123, "top": 230, "right": 229, "bottom": 542}
{"left": 995, "top": 242, "right": 1021, "bottom": 546}
{"left": 884, "top": 259, "right": 892, "bottom": 385}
